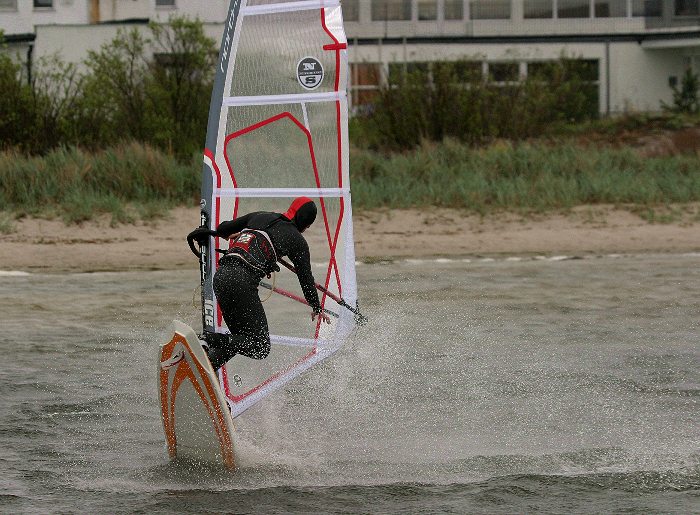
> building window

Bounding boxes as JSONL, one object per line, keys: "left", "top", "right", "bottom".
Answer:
{"left": 488, "top": 62, "right": 519, "bottom": 83}
{"left": 594, "top": 0, "right": 628, "bottom": 17}
{"left": 33, "top": 0, "right": 53, "bottom": 8}
{"left": 470, "top": 0, "right": 511, "bottom": 19}
{"left": 444, "top": 0, "right": 464, "bottom": 19}
{"left": 418, "top": 0, "right": 437, "bottom": 20}
{"left": 676, "top": 0, "right": 700, "bottom": 15}
{"left": 632, "top": 0, "right": 662, "bottom": 16}
{"left": 433, "top": 60, "right": 483, "bottom": 82}
{"left": 343, "top": 0, "right": 359, "bottom": 21}
{"left": 371, "top": 0, "right": 411, "bottom": 20}
{"left": 156, "top": 0, "right": 175, "bottom": 7}
{"left": 351, "top": 62, "right": 382, "bottom": 109}
{"left": 558, "top": 0, "right": 591, "bottom": 18}
{"left": 0, "top": 0, "right": 16, "bottom": 9}
{"left": 524, "top": 0, "right": 553, "bottom": 18}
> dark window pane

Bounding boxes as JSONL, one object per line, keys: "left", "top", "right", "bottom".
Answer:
{"left": 372, "top": 0, "right": 412, "bottom": 20}
{"left": 155, "top": 0, "right": 175, "bottom": 6}
{"left": 470, "top": 0, "right": 511, "bottom": 19}
{"left": 524, "top": 0, "right": 553, "bottom": 18}
{"left": 433, "top": 61, "right": 482, "bottom": 82}
{"left": 676, "top": 0, "right": 700, "bottom": 15}
{"left": 444, "top": 0, "right": 464, "bottom": 19}
{"left": 388, "top": 62, "right": 404, "bottom": 81}
{"left": 418, "top": 0, "right": 437, "bottom": 20}
{"left": 489, "top": 62, "right": 519, "bottom": 82}
{"left": 0, "top": 0, "right": 17, "bottom": 9}
{"left": 352, "top": 63, "right": 382, "bottom": 86}
{"left": 343, "top": 0, "right": 359, "bottom": 21}
{"left": 565, "top": 59, "right": 599, "bottom": 81}
{"left": 33, "top": 0, "right": 52, "bottom": 7}
{"left": 355, "top": 89, "right": 379, "bottom": 106}
{"left": 528, "top": 61, "right": 557, "bottom": 80}
{"left": 406, "top": 62, "right": 430, "bottom": 77}
{"left": 632, "top": 0, "right": 662, "bottom": 16}
{"left": 595, "top": 0, "right": 628, "bottom": 17}
{"left": 558, "top": 0, "right": 590, "bottom": 17}
{"left": 529, "top": 59, "right": 599, "bottom": 82}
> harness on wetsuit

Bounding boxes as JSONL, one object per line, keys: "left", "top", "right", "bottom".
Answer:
{"left": 222, "top": 229, "right": 281, "bottom": 276}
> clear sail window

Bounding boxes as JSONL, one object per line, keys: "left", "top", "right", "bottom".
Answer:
{"left": 372, "top": 0, "right": 412, "bottom": 20}
{"left": 470, "top": 0, "right": 511, "bottom": 19}
{"left": 558, "top": 0, "right": 591, "bottom": 17}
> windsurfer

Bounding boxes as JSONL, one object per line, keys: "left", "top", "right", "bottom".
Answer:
{"left": 188, "top": 197, "right": 331, "bottom": 370}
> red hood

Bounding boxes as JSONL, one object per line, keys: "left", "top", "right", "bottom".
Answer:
{"left": 283, "top": 196, "right": 314, "bottom": 221}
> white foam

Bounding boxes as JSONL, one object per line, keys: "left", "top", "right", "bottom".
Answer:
{"left": 0, "top": 271, "right": 30, "bottom": 277}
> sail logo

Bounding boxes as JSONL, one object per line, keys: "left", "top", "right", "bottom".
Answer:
{"left": 297, "top": 57, "right": 324, "bottom": 90}
{"left": 204, "top": 299, "right": 215, "bottom": 327}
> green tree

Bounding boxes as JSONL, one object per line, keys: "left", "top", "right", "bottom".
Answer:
{"left": 147, "top": 16, "right": 217, "bottom": 158}
{"left": 31, "top": 54, "right": 84, "bottom": 151}
{"left": 82, "top": 28, "right": 151, "bottom": 143}
{"left": 0, "top": 34, "right": 37, "bottom": 151}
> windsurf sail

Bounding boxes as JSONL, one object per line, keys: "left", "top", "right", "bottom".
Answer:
{"left": 197, "top": 0, "right": 356, "bottom": 418}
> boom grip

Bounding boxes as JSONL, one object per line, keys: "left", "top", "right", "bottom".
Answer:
{"left": 187, "top": 232, "right": 202, "bottom": 259}
{"left": 186, "top": 227, "right": 217, "bottom": 259}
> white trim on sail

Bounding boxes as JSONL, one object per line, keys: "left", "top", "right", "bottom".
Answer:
{"left": 215, "top": 187, "right": 350, "bottom": 198}
{"left": 241, "top": 0, "right": 340, "bottom": 16}
{"left": 222, "top": 91, "right": 345, "bottom": 107}
{"left": 271, "top": 334, "right": 331, "bottom": 348}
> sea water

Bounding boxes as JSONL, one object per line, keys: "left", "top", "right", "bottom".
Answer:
{"left": 1, "top": 254, "right": 698, "bottom": 513}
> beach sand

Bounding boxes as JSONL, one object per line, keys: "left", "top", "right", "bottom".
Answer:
{"left": 1, "top": 205, "right": 699, "bottom": 273}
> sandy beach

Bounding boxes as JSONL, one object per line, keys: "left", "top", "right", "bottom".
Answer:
{"left": 1, "top": 205, "right": 699, "bottom": 273}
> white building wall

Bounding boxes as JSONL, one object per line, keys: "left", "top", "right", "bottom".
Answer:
{"left": 609, "top": 44, "right": 685, "bottom": 112}
{"left": 33, "top": 21, "right": 225, "bottom": 66}
{"left": 0, "top": 0, "right": 88, "bottom": 35}
{"left": 351, "top": 38, "right": 683, "bottom": 114}
{"left": 98, "top": 0, "right": 228, "bottom": 24}
{"left": 0, "top": 0, "right": 228, "bottom": 35}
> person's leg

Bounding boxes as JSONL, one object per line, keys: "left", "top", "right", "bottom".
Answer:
{"left": 208, "top": 263, "right": 271, "bottom": 370}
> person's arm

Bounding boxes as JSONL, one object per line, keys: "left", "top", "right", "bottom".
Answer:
{"left": 216, "top": 213, "right": 253, "bottom": 239}
{"left": 288, "top": 238, "right": 322, "bottom": 313}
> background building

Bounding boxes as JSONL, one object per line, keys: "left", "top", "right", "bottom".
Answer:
{"left": 1, "top": 0, "right": 699, "bottom": 114}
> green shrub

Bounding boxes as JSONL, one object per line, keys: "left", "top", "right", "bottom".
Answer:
{"left": 0, "top": 143, "right": 199, "bottom": 221}
{"left": 356, "top": 58, "right": 599, "bottom": 151}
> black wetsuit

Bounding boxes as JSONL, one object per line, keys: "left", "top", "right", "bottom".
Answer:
{"left": 207, "top": 211, "right": 321, "bottom": 370}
